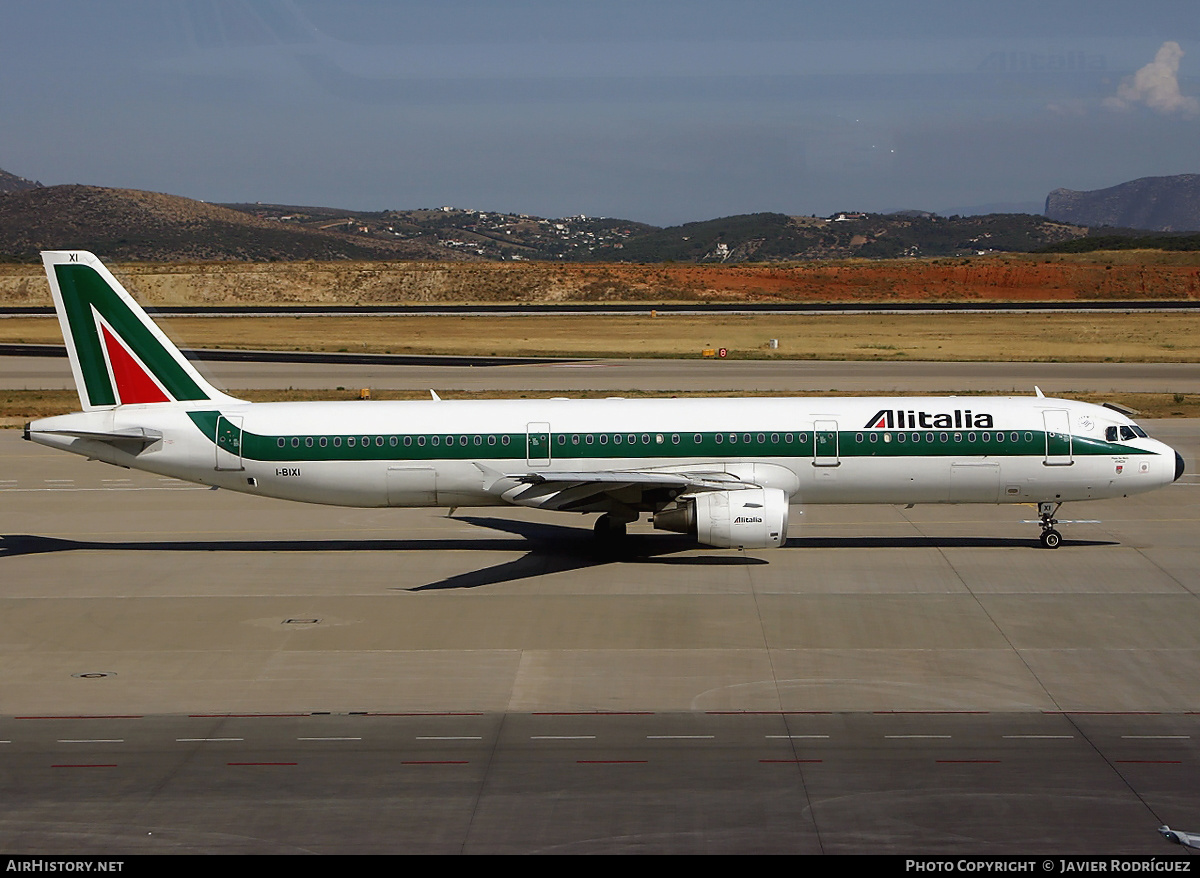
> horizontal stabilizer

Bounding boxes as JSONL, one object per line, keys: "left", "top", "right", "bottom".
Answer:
{"left": 28, "top": 425, "right": 163, "bottom": 449}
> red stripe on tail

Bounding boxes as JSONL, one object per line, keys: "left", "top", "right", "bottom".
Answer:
{"left": 101, "top": 324, "right": 170, "bottom": 404}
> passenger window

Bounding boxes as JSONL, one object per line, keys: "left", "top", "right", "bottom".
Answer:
{"left": 694, "top": 433, "right": 702, "bottom": 444}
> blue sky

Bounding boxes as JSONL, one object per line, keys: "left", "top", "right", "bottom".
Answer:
{"left": 1, "top": 1, "right": 1197, "bottom": 225}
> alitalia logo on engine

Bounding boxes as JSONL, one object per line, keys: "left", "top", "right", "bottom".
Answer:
{"left": 864, "top": 408, "right": 994, "bottom": 429}
{"left": 734, "top": 516, "right": 763, "bottom": 524}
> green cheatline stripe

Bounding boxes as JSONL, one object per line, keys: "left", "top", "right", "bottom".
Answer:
{"left": 187, "top": 412, "right": 1151, "bottom": 464}
{"left": 55, "top": 264, "right": 209, "bottom": 406}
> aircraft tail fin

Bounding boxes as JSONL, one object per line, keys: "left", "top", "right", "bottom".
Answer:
{"left": 41, "top": 251, "right": 241, "bottom": 411}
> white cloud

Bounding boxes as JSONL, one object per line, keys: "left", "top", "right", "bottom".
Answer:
{"left": 1105, "top": 41, "right": 1199, "bottom": 118}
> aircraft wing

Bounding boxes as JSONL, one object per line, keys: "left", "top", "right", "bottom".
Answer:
{"left": 1160, "top": 825, "right": 1200, "bottom": 849}
{"left": 480, "top": 465, "right": 747, "bottom": 513}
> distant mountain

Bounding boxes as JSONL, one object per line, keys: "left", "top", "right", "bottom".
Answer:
{"left": 0, "top": 174, "right": 1101, "bottom": 263}
{"left": 590, "top": 212, "right": 1087, "bottom": 262}
{"left": 219, "top": 202, "right": 656, "bottom": 261}
{"left": 0, "top": 185, "right": 469, "bottom": 262}
{"left": 1045, "top": 175, "right": 1200, "bottom": 232}
{"left": 937, "top": 201, "right": 1043, "bottom": 218}
{"left": 0, "top": 167, "right": 41, "bottom": 195}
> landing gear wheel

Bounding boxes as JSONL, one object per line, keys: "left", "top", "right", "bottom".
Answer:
{"left": 594, "top": 514, "right": 627, "bottom": 541}
{"left": 1036, "top": 501, "right": 1063, "bottom": 549}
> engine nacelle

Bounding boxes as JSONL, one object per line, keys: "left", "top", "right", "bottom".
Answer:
{"left": 653, "top": 487, "right": 789, "bottom": 549}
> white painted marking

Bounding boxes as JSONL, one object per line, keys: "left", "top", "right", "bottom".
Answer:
{"left": 1002, "top": 735, "right": 1075, "bottom": 739}
{"left": 58, "top": 739, "right": 124, "bottom": 743}
{"left": 0, "top": 487, "right": 207, "bottom": 493}
{"left": 415, "top": 736, "right": 482, "bottom": 741}
{"left": 646, "top": 735, "right": 714, "bottom": 740}
{"left": 176, "top": 737, "right": 244, "bottom": 742}
{"left": 766, "top": 735, "right": 829, "bottom": 739}
{"left": 531, "top": 735, "right": 597, "bottom": 740}
{"left": 885, "top": 735, "right": 952, "bottom": 739}
{"left": 297, "top": 737, "right": 362, "bottom": 741}
{"left": 1121, "top": 735, "right": 1190, "bottom": 740}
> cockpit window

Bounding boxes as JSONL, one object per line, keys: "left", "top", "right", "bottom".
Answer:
{"left": 1106, "top": 426, "right": 1118, "bottom": 442}
{"left": 1119, "top": 425, "right": 1148, "bottom": 441}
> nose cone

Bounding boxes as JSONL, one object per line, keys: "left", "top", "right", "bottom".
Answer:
{"left": 1176, "top": 451, "right": 1186, "bottom": 482}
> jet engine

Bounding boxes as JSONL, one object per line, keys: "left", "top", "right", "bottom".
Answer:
{"left": 653, "top": 487, "right": 789, "bottom": 549}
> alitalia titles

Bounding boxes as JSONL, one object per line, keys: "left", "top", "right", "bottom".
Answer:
{"left": 864, "top": 408, "right": 994, "bottom": 430}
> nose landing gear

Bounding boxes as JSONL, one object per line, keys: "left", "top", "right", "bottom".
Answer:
{"left": 1038, "top": 501, "right": 1062, "bottom": 549}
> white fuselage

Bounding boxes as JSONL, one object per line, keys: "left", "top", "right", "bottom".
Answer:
{"left": 27, "top": 394, "right": 1180, "bottom": 511}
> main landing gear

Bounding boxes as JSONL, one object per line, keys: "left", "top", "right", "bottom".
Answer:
{"left": 1037, "top": 501, "right": 1062, "bottom": 549}
{"left": 594, "top": 513, "right": 630, "bottom": 542}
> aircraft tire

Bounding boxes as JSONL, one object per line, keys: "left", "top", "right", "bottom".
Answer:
{"left": 1040, "top": 529, "right": 1062, "bottom": 549}
{"left": 594, "top": 514, "right": 627, "bottom": 541}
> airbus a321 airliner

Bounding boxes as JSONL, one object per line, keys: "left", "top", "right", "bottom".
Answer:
{"left": 25, "top": 251, "right": 1185, "bottom": 550}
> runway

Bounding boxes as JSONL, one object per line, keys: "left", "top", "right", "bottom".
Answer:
{"left": 5, "top": 354, "right": 1200, "bottom": 393}
{"left": 2, "top": 418, "right": 1199, "bottom": 853}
